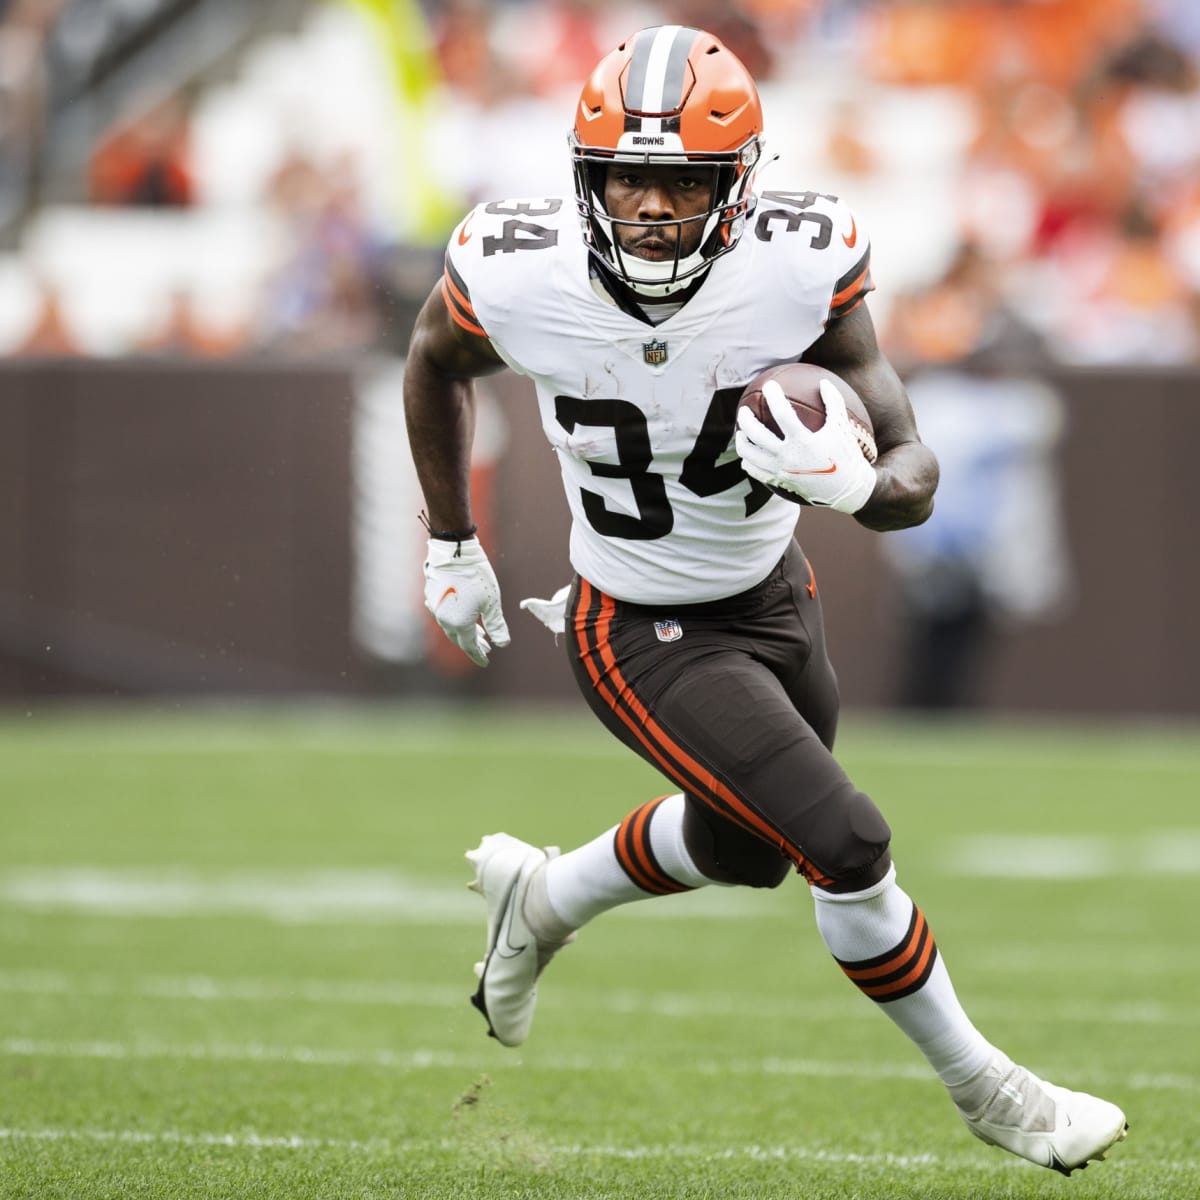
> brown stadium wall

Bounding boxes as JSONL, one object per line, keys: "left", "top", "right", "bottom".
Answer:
{"left": 0, "top": 360, "right": 1198, "bottom": 714}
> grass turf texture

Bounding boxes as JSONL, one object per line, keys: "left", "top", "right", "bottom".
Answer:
{"left": 1, "top": 705, "right": 1197, "bottom": 1199}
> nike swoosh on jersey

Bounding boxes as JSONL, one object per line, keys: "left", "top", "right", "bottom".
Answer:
{"left": 843, "top": 214, "right": 857, "bottom": 248}
{"left": 457, "top": 214, "right": 476, "bottom": 245}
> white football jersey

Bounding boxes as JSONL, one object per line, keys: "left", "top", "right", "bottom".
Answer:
{"left": 442, "top": 190, "right": 874, "bottom": 604}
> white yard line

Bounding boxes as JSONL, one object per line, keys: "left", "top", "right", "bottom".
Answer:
{"left": 0, "top": 1124, "right": 1180, "bottom": 1175}
{"left": 0, "top": 1036, "right": 1192, "bottom": 1094}
{"left": 0, "top": 868, "right": 768, "bottom": 923}
{"left": 0, "top": 1125, "right": 1012, "bottom": 1171}
{"left": 1, "top": 837, "right": 1198, "bottom": 929}
{"left": 0, "top": 967, "right": 1195, "bottom": 1027}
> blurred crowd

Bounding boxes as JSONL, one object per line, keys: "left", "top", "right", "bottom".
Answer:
{"left": 1, "top": 0, "right": 1199, "bottom": 365}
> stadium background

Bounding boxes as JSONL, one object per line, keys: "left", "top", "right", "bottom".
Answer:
{"left": 3, "top": 7, "right": 1200, "bottom": 1197}
{"left": 1, "top": 0, "right": 1199, "bottom": 716}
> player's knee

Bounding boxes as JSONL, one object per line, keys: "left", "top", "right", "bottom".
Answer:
{"left": 805, "top": 788, "right": 892, "bottom": 893}
{"left": 682, "top": 801, "right": 791, "bottom": 889}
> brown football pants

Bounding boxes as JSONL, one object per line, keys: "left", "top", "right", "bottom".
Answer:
{"left": 565, "top": 540, "right": 892, "bottom": 892}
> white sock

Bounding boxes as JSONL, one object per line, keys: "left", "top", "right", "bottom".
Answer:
{"left": 811, "top": 864, "right": 995, "bottom": 1086}
{"left": 541, "top": 794, "right": 712, "bottom": 931}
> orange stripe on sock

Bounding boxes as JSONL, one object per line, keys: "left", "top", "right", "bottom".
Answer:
{"left": 630, "top": 796, "right": 690, "bottom": 894}
{"left": 614, "top": 809, "right": 672, "bottom": 894}
{"left": 839, "top": 910, "right": 930, "bottom": 983}
{"left": 835, "top": 907, "right": 939, "bottom": 1002}
{"left": 859, "top": 930, "right": 937, "bottom": 999}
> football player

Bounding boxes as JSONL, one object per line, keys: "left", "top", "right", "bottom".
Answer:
{"left": 403, "top": 24, "right": 1127, "bottom": 1175}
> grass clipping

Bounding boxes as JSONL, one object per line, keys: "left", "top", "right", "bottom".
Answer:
{"left": 450, "top": 1075, "right": 554, "bottom": 1173}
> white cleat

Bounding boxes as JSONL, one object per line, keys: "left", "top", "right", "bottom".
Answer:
{"left": 464, "top": 833, "right": 573, "bottom": 1047}
{"left": 949, "top": 1053, "right": 1128, "bottom": 1175}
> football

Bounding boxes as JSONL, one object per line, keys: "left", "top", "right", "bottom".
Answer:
{"left": 738, "top": 363, "right": 878, "bottom": 464}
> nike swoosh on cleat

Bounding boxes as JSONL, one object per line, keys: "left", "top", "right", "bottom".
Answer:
{"left": 494, "top": 877, "right": 529, "bottom": 960}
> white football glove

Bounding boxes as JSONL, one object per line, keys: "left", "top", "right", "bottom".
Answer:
{"left": 735, "top": 378, "right": 877, "bottom": 514}
{"left": 423, "top": 536, "right": 511, "bottom": 667}
{"left": 519, "top": 584, "right": 570, "bottom": 635}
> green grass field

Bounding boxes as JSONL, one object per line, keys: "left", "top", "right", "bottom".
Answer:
{"left": 1, "top": 705, "right": 1197, "bottom": 1199}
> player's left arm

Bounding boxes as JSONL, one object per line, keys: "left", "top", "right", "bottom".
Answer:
{"left": 802, "top": 302, "right": 938, "bottom": 532}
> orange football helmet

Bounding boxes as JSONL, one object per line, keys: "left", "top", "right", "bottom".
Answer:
{"left": 570, "top": 25, "right": 766, "bottom": 297}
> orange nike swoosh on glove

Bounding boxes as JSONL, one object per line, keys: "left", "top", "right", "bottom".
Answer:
{"left": 436, "top": 586, "right": 458, "bottom": 608}
{"left": 784, "top": 464, "right": 838, "bottom": 475}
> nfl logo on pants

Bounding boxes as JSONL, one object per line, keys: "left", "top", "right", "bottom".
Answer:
{"left": 643, "top": 339, "right": 668, "bottom": 365}
{"left": 654, "top": 619, "right": 683, "bottom": 643}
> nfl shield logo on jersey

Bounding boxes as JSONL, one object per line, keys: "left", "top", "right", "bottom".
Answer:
{"left": 643, "top": 339, "right": 668, "bottom": 366}
{"left": 654, "top": 619, "right": 683, "bottom": 643}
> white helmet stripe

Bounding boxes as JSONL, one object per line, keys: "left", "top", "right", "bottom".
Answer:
{"left": 624, "top": 25, "right": 699, "bottom": 130}
{"left": 641, "top": 25, "right": 683, "bottom": 113}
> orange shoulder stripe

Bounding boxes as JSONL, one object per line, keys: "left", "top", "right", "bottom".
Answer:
{"left": 831, "top": 264, "right": 873, "bottom": 312}
{"left": 440, "top": 276, "right": 487, "bottom": 338}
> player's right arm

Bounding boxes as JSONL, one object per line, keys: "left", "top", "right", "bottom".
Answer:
{"left": 403, "top": 274, "right": 508, "bottom": 535}
{"left": 404, "top": 266, "right": 512, "bottom": 666}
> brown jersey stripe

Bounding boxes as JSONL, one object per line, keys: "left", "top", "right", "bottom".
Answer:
{"left": 833, "top": 246, "right": 872, "bottom": 301}
{"left": 444, "top": 254, "right": 473, "bottom": 305}
{"left": 442, "top": 267, "right": 476, "bottom": 319}
{"left": 830, "top": 286, "right": 872, "bottom": 322}
{"left": 615, "top": 796, "right": 693, "bottom": 895}
{"left": 572, "top": 578, "right": 835, "bottom": 888}
{"left": 830, "top": 264, "right": 873, "bottom": 317}
{"left": 440, "top": 277, "right": 487, "bottom": 338}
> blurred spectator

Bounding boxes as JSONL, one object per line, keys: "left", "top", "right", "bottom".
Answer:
{"left": 662, "top": 0, "right": 773, "bottom": 79}
{"left": 432, "top": 0, "right": 500, "bottom": 105}
{"left": 882, "top": 247, "right": 1073, "bottom": 709}
{"left": 256, "top": 150, "right": 387, "bottom": 354}
{"left": 864, "top": 0, "right": 1143, "bottom": 90}
{"left": 9, "top": 273, "right": 80, "bottom": 356}
{"left": 134, "top": 287, "right": 248, "bottom": 358}
{"left": 824, "top": 96, "right": 880, "bottom": 179}
{"left": 883, "top": 241, "right": 998, "bottom": 368}
{"left": 498, "top": 0, "right": 625, "bottom": 98}
{"left": 3, "top": 0, "right": 1198, "bottom": 367}
{"left": 1051, "top": 197, "right": 1197, "bottom": 363}
{"left": 88, "top": 90, "right": 195, "bottom": 207}
{"left": 0, "top": 0, "right": 66, "bottom": 216}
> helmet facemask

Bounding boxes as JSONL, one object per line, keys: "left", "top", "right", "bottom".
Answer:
{"left": 570, "top": 142, "right": 761, "bottom": 298}
{"left": 570, "top": 25, "right": 767, "bottom": 299}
